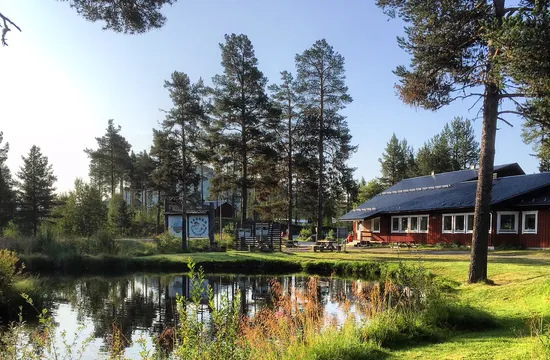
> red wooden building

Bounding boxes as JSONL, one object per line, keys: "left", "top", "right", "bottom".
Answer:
{"left": 340, "top": 163, "right": 550, "bottom": 249}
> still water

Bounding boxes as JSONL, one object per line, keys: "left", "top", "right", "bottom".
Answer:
{"left": 46, "top": 274, "right": 370, "bottom": 358}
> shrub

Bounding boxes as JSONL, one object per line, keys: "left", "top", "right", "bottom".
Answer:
{"left": 86, "top": 230, "right": 119, "bottom": 255}
{"left": 298, "top": 227, "right": 313, "bottom": 241}
{"left": 190, "top": 238, "right": 210, "bottom": 252}
{"left": 32, "top": 224, "right": 57, "bottom": 253}
{"left": 130, "top": 210, "right": 157, "bottom": 238}
{"left": 495, "top": 243, "right": 526, "bottom": 250}
{"left": 2, "top": 221, "right": 20, "bottom": 239}
{"left": 0, "top": 249, "right": 20, "bottom": 291}
{"left": 156, "top": 231, "right": 182, "bottom": 253}
{"left": 216, "top": 232, "right": 236, "bottom": 250}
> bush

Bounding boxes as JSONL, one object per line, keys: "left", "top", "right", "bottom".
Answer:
{"left": 2, "top": 221, "right": 20, "bottom": 239}
{"left": 84, "top": 230, "right": 119, "bottom": 255}
{"left": 298, "top": 227, "right": 313, "bottom": 241}
{"left": 0, "top": 249, "right": 20, "bottom": 292}
{"left": 130, "top": 210, "right": 157, "bottom": 238}
{"left": 495, "top": 243, "right": 526, "bottom": 250}
{"left": 216, "top": 232, "right": 236, "bottom": 250}
{"left": 190, "top": 238, "right": 210, "bottom": 252}
{"left": 33, "top": 225, "right": 57, "bottom": 253}
{"left": 156, "top": 231, "right": 182, "bottom": 253}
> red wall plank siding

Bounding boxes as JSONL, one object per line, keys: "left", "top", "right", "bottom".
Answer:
{"left": 351, "top": 209, "right": 550, "bottom": 248}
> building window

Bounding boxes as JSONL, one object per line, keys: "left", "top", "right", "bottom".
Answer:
{"left": 410, "top": 217, "right": 418, "bottom": 232}
{"left": 443, "top": 212, "right": 489, "bottom": 234}
{"left": 443, "top": 215, "right": 453, "bottom": 233}
{"left": 392, "top": 217, "right": 399, "bottom": 232}
{"left": 419, "top": 216, "right": 429, "bottom": 233}
{"left": 371, "top": 217, "right": 381, "bottom": 233}
{"left": 467, "top": 214, "right": 474, "bottom": 232}
{"left": 391, "top": 215, "right": 429, "bottom": 233}
{"left": 401, "top": 217, "right": 409, "bottom": 232}
{"left": 522, "top": 211, "right": 538, "bottom": 234}
{"left": 455, "top": 215, "right": 465, "bottom": 233}
{"left": 497, "top": 211, "right": 519, "bottom": 234}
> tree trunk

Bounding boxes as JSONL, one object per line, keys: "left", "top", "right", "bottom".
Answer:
{"left": 287, "top": 100, "right": 293, "bottom": 241}
{"left": 469, "top": 0, "right": 503, "bottom": 283}
{"left": 156, "top": 189, "right": 161, "bottom": 234}
{"left": 33, "top": 204, "right": 38, "bottom": 237}
{"left": 181, "top": 130, "right": 188, "bottom": 252}
{"left": 241, "top": 118, "right": 248, "bottom": 227}
{"left": 317, "top": 75, "right": 325, "bottom": 239}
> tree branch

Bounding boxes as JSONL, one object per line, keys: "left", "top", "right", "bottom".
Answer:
{"left": 0, "top": 12, "right": 22, "bottom": 46}
{"left": 497, "top": 117, "right": 514, "bottom": 127}
{"left": 497, "top": 110, "right": 524, "bottom": 117}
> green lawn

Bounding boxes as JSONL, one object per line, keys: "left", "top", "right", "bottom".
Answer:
{"left": 151, "top": 248, "right": 550, "bottom": 359}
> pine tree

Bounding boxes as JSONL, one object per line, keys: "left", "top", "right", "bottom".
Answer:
{"left": 376, "top": 0, "right": 550, "bottom": 282}
{"left": 356, "top": 178, "right": 385, "bottom": 205}
{"left": 522, "top": 113, "right": 550, "bottom": 172}
{"left": 443, "top": 117, "right": 480, "bottom": 170}
{"left": 295, "top": 39, "right": 353, "bottom": 235}
{"left": 57, "top": 179, "right": 107, "bottom": 237}
{"left": 269, "top": 71, "right": 300, "bottom": 239}
{"left": 1, "top": 1, "right": 178, "bottom": 46}
{"left": 379, "top": 133, "right": 408, "bottom": 186}
{"left": 85, "top": 119, "right": 132, "bottom": 197}
{"left": 129, "top": 150, "right": 156, "bottom": 211}
{"left": 17, "top": 145, "right": 57, "bottom": 236}
{"left": 162, "top": 71, "right": 208, "bottom": 251}
{"left": 0, "top": 132, "right": 15, "bottom": 229}
{"left": 150, "top": 129, "right": 179, "bottom": 233}
{"left": 108, "top": 193, "right": 132, "bottom": 235}
{"left": 211, "top": 34, "right": 273, "bottom": 226}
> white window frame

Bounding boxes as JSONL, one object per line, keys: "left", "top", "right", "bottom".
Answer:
{"left": 391, "top": 217, "right": 400, "bottom": 233}
{"left": 497, "top": 211, "right": 519, "bottom": 234}
{"left": 465, "top": 212, "right": 492, "bottom": 234}
{"left": 442, "top": 212, "right": 490, "bottom": 234}
{"left": 442, "top": 214, "right": 454, "bottom": 233}
{"left": 391, "top": 215, "right": 429, "bottom": 234}
{"left": 522, "top": 211, "right": 538, "bottom": 234}
{"left": 419, "top": 215, "right": 429, "bottom": 234}
{"left": 371, "top": 217, "right": 381, "bottom": 233}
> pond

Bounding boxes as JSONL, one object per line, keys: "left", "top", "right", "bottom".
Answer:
{"left": 43, "top": 273, "right": 373, "bottom": 358}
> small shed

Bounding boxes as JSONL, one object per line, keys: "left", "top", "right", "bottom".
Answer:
{"left": 204, "top": 200, "right": 234, "bottom": 218}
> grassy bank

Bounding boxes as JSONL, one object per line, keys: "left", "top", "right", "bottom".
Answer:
{"left": 11, "top": 249, "right": 550, "bottom": 358}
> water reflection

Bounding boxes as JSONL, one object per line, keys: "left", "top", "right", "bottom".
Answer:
{"left": 48, "top": 274, "right": 369, "bottom": 358}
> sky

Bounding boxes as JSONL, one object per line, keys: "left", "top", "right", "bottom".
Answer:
{"left": 0, "top": 0, "right": 538, "bottom": 192}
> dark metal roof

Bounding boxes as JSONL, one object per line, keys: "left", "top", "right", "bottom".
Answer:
{"left": 381, "top": 163, "right": 524, "bottom": 193}
{"left": 340, "top": 170, "right": 550, "bottom": 221}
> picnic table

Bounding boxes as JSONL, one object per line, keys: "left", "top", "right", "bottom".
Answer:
{"left": 390, "top": 240, "right": 418, "bottom": 250}
{"left": 285, "top": 240, "right": 299, "bottom": 248}
{"left": 313, "top": 240, "right": 337, "bottom": 252}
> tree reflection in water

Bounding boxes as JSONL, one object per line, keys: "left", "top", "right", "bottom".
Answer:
{"left": 49, "top": 274, "right": 366, "bottom": 355}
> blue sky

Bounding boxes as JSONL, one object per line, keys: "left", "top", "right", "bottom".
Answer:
{"left": 0, "top": 0, "right": 537, "bottom": 192}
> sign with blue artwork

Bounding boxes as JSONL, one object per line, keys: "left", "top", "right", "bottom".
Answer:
{"left": 168, "top": 215, "right": 183, "bottom": 236}
{"left": 188, "top": 214, "right": 209, "bottom": 238}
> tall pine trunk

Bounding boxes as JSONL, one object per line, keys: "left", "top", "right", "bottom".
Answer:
{"left": 181, "top": 128, "right": 188, "bottom": 252}
{"left": 468, "top": 0, "right": 503, "bottom": 283}
{"left": 241, "top": 104, "right": 248, "bottom": 227}
{"left": 287, "top": 100, "right": 293, "bottom": 241}
{"left": 316, "top": 76, "right": 325, "bottom": 239}
{"left": 156, "top": 189, "right": 161, "bottom": 234}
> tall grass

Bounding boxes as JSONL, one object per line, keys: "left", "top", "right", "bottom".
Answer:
{"left": 0, "top": 260, "right": 500, "bottom": 359}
